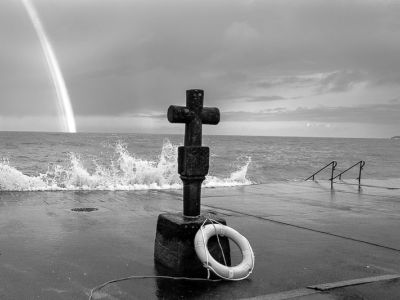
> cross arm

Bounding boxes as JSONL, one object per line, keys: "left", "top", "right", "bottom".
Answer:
{"left": 201, "top": 107, "right": 220, "bottom": 125}
{"left": 167, "top": 105, "right": 194, "bottom": 123}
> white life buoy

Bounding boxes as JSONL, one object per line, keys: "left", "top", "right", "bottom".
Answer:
{"left": 194, "top": 223, "right": 254, "bottom": 280}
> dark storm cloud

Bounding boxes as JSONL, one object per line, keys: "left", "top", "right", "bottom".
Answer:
{"left": 1, "top": 0, "right": 400, "bottom": 124}
{"left": 42, "top": 1, "right": 400, "bottom": 113}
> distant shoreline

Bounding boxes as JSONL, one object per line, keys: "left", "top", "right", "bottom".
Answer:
{"left": 391, "top": 136, "right": 400, "bottom": 140}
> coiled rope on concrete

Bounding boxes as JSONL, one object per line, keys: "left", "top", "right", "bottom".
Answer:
{"left": 88, "top": 216, "right": 253, "bottom": 299}
{"left": 88, "top": 275, "right": 221, "bottom": 300}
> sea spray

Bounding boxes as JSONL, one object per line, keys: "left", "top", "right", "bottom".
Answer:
{"left": 0, "top": 159, "right": 47, "bottom": 190}
{"left": 0, "top": 140, "right": 252, "bottom": 191}
{"left": 204, "top": 157, "right": 252, "bottom": 187}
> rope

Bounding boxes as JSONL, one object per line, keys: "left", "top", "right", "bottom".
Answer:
{"left": 200, "top": 218, "right": 211, "bottom": 279}
{"left": 88, "top": 275, "right": 221, "bottom": 300}
{"left": 204, "top": 214, "right": 228, "bottom": 265}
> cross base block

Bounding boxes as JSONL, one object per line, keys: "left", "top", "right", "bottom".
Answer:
{"left": 154, "top": 212, "right": 231, "bottom": 277}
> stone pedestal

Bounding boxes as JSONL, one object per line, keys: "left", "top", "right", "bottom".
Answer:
{"left": 154, "top": 212, "right": 231, "bottom": 277}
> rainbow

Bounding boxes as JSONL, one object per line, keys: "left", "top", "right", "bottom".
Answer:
{"left": 22, "top": 0, "right": 76, "bottom": 133}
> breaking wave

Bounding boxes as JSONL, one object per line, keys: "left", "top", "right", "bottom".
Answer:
{"left": 0, "top": 140, "right": 252, "bottom": 191}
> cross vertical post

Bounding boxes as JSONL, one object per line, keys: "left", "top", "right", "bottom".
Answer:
{"left": 168, "top": 89, "right": 220, "bottom": 216}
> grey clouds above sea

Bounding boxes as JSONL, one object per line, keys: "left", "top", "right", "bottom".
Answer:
{"left": 0, "top": 0, "right": 399, "bottom": 137}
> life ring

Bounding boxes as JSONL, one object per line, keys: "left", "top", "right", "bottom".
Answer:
{"left": 194, "top": 223, "right": 254, "bottom": 280}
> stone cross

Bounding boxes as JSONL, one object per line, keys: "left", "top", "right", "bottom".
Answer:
{"left": 168, "top": 89, "right": 220, "bottom": 216}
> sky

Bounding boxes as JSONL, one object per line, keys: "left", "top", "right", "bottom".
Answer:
{"left": 0, "top": 0, "right": 399, "bottom": 138}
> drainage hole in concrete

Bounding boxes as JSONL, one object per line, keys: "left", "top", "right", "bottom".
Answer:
{"left": 71, "top": 207, "right": 98, "bottom": 212}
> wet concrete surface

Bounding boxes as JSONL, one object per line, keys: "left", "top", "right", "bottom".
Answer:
{"left": 0, "top": 181, "right": 399, "bottom": 299}
{"left": 324, "top": 277, "right": 400, "bottom": 300}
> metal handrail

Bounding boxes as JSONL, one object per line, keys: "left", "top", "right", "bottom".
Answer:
{"left": 305, "top": 161, "right": 337, "bottom": 182}
{"left": 332, "top": 161, "right": 366, "bottom": 185}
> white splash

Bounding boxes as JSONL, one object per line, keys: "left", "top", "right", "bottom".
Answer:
{"left": 22, "top": 0, "right": 76, "bottom": 133}
{"left": 204, "top": 157, "right": 252, "bottom": 187}
{"left": 0, "top": 140, "right": 253, "bottom": 191}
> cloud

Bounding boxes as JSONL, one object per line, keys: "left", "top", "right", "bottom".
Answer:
{"left": 255, "top": 76, "right": 317, "bottom": 89}
{"left": 245, "top": 95, "right": 286, "bottom": 102}
{"left": 316, "top": 70, "right": 366, "bottom": 93}
{"left": 388, "top": 97, "right": 400, "bottom": 104}
{"left": 223, "top": 21, "right": 260, "bottom": 45}
{"left": 222, "top": 102, "right": 400, "bottom": 125}
{"left": 255, "top": 70, "right": 366, "bottom": 94}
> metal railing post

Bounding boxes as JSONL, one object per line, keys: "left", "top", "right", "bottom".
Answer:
{"left": 330, "top": 161, "right": 337, "bottom": 189}
{"left": 357, "top": 161, "right": 365, "bottom": 187}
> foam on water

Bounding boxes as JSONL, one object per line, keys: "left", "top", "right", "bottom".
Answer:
{"left": 0, "top": 140, "right": 252, "bottom": 191}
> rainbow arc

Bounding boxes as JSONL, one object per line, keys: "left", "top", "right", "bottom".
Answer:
{"left": 22, "top": 0, "right": 76, "bottom": 133}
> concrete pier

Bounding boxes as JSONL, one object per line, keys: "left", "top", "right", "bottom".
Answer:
{"left": 0, "top": 181, "right": 400, "bottom": 299}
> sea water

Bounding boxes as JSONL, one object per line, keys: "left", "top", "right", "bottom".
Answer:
{"left": 0, "top": 132, "right": 399, "bottom": 191}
